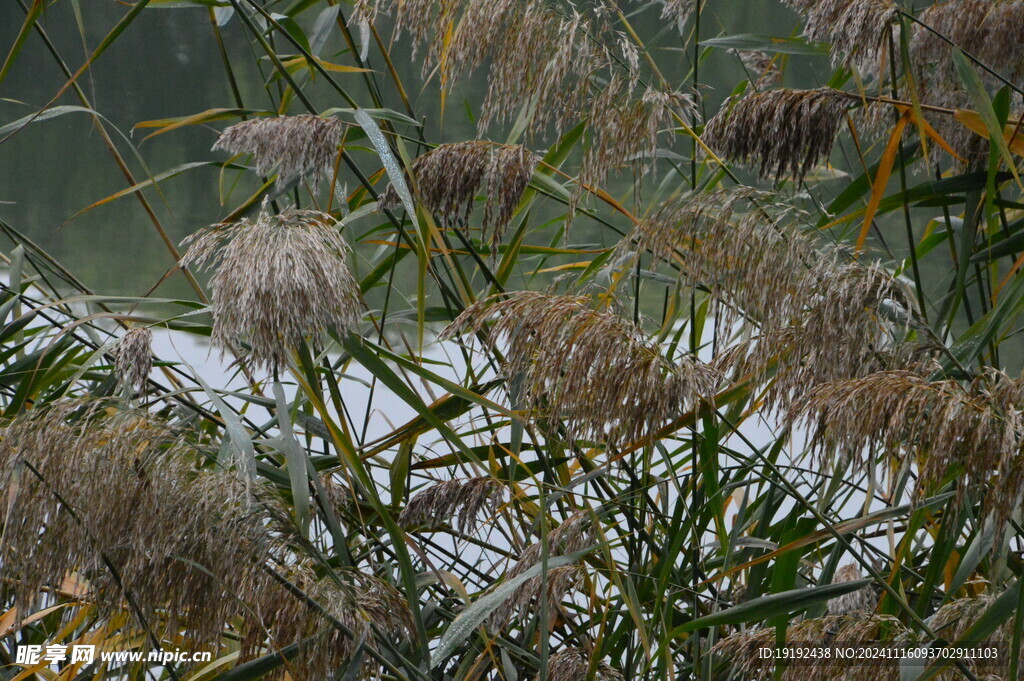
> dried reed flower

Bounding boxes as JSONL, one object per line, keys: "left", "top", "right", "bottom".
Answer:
{"left": 578, "top": 80, "right": 691, "bottom": 199}
{"left": 735, "top": 50, "right": 783, "bottom": 88}
{"left": 398, "top": 476, "right": 504, "bottom": 532}
{"left": 115, "top": 327, "right": 153, "bottom": 393}
{"left": 910, "top": 0, "right": 1024, "bottom": 165}
{"left": 658, "top": 0, "right": 693, "bottom": 27}
{"left": 619, "top": 190, "right": 915, "bottom": 412}
{"left": 543, "top": 648, "right": 624, "bottom": 681}
{"left": 181, "top": 207, "right": 361, "bottom": 370}
{"left": 704, "top": 88, "right": 849, "bottom": 181}
{"left": 247, "top": 567, "right": 414, "bottom": 681}
{"left": 489, "top": 565, "right": 584, "bottom": 629}
{"left": 0, "top": 401, "right": 269, "bottom": 649}
{"left": 213, "top": 114, "right": 345, "bottom": 185}
{"left": 713, "top": 613, "right": 910, "bottom": 681}
{"left": 0, "top": 401, "right": 407, "bottom": 679}
{"left": 379, "top": 141, "right": 538, "bottom": 251}
{"left": 923, "top": 593, "right": 1013, "bottom": 681}
{"left": 827, "top": 564, "right": 877, "bottom": 615}
{"left": 784, "top": 0, "right": 898, "bottom": 73}
{"left": 442, "top": 291, "right": 720, "bottom": 445}
{"left": 380, "top": 0, "right": 629, "bottom": 133}
{"left": 489, "top": 511, "right": 594, "bottom": 628}
{"left": 789, "top": 367, "right": 1024, "bottom": 530}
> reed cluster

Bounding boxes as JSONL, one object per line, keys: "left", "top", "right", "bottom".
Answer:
{"left": 789, "top": 367, "right": 1024, "bottom": 528}
{"left": 442, "top": 291, "right": 720, "bottom": 446}
{"left": 910, "top": 0, "right": 1024, "bottom": 164}
{"left": 784, "top": 0, "right": 898, "bottom": 73}
{"left": 180, "top": 206, "right": 361, "bottom": 370}
{"left": 621, "top": 190, "right": 914, "bottom": 411}
{"left": 213, "top": 114, "right": 345, "bottom": 186}
{"left": 379, "top": 141, "right": 537, "bottom": 250}
{"left": 0, "top": 401, "right": 412, "bottom": 679}
{"left": 490, "top": 510, "right": 594, "bottom": 628}
{"left": 115, "top": 327, "right": 153, "bottom": 393}
{"left": 713, "top": 613, "right": 910, "bottom": 681}
{"left": 543, "top": 647, "right": 624, "bottom": 681}
{"left": 398, "top": 476, "right": 504, "bottom": 532}
{"left": 704, "top": 88, "right": 849, "bottom": 182}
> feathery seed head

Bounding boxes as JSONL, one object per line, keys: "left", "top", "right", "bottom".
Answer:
{"left": 544, "top": 648, "right": 624, "bottom": 681}
{"left": 380, "top": 141, "right": 538, "bottom": 252}
{"left": 789, "top": 367, "right": 1024, "bottom": 532}
{"left": 909, "top": 0, "right": 1024, "bottom": 166}
{"left": 486, "top": 510, "right": 595, "bottom": 627}
{"left": 784, "top": 0, "right": 898, "bottom": 73}
{"left": 714, "top": 613, "right": 910, "bottom": 680}
{"left": 398, "top": 476, "right": 504, "bottom": 533}
{"left": 827, "top": 564, "right": 877, "bottom": 615}
{"left": 442, "top": 291, "right": 720, "bottom": 446}
{"left": 181, "top": 207, "right": 361, "bottom": 370}
{"left": 213, "top": 114, "right": 345, "bottom": 186}
{"left": 621, "top": 190, "right": 915, "bottom": 412}
{"left": 736, "top": 50, "right": 783, "bottom": 87}
{"left": 0, "top": 401, "right": 270, "bottom": 648}
{"left": 115, "top": 327, "right": 153, "bottom": 393}
{"left": 704, "top": 88, "right": 848, "bottom": 182}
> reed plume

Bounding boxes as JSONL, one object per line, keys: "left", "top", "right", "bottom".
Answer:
{"left": 788, "top": 367, "right": 1024, "bottom": 529}
{"left": 619, "top": 190, "right": 915, "bottom": 412}
{"left": 579, "top": 80, "right": 691, "bottom": 198}
{"left": 736, "top": 50, "right": 783, "bottom": 87}
{"left": 180, "top": 206, "right": 361, "bottom": 370}
{"left": 115, "top": 327, "right": 153, "bottom": 393}
{"left": 784, "top": 0, "right": 898, "bottom": 73}
{"left": 379, "top": 141, "right": 538, "bottom": 251}
{"left": 442, "top": 291, "right": 720, "bottom": 446}
{"left": 704, "top": 88, "right": 849, "bottom": 182}
{"left": 489, "top": 510, "right": 593, "bottom": 628}
{"left": 0, "top": 401, "right": 269, "bottom": 648}
{"left": 544, "top": 648, "right": 624, "bottom": 681}
{"left": 398, "top": 476, "right": 504, "bottom": 533}
{"left": 213, "top": 114, "right": 345, "bottom": 186}
{"left": 827, "top": 564, "right": 877, "bottom": 615}
{"left": 246, "top": 567, "right": 415, "bottom": 681}
{"left": 910, "top": 0, "right": 1024, "bottom": 165}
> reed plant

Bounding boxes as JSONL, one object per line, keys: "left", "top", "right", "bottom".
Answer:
{"left": 2, "top": 0, "right": 1024, "bottom": 680}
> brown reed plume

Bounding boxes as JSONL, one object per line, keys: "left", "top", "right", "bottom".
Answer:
{"left": 115, "top": 327, "right": 153, "bottom": 393}
{"left": 910, "top": 0, "right": 1024, "bottom": 166}
{"left": 788, "top": 367, "right": 1024, "bottom": 530}
{"left": 442, "top": 291, "right": 720, "bottom": 446}
{"left": 923, "top": 592, "right": 1014, "bottom": 681}
{"left": 398, "top": 476, "right": 504, "bottom": 532}
{"left": 378, "top": 0, "right": 644, "bottom": 135}
{"left": 735, "top": 50, "right": 783, "bottom": 88}
{"left": 246, "top": 566, "right": 415, "bottom": 681}
{"left": 0, "top": 401, "right": 411, "bottom": 680}
{"left": 180, "top": 206, "right": 362, "bottom": 370}
{"left": 579, "top": 79, "right": 691, "bottom": 198}
{"left": 0, "top": 401, "right": 268, "bottom": 647}
{"left": 544, "top": 647, "right": 624, "bottom": 681}
{"left": 213, "top": 114, "right": 345, "bottom": 186}
{"left": 489, "top": 510, "right": 593, "bottom": 628}
{"left": 379, "top": 141, "right": 538, "bottom": 252}
{"left": 619, "top": 190, "right": 917, "bottom": 412}
{"left": 704, "top": 88, "right": 849, "bottom": 182}
{"left": 827, "top": 564, "right": 877, "bottom": 615}
{"left": 713, "top": 613, "right": 911, "bottom": 681}
{"left": 784, "top": 0, "right": 898, "bottom": 73}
